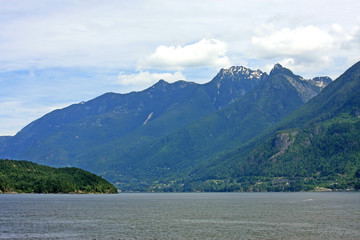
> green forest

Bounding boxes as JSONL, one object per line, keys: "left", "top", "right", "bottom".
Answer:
{"left": 0, "top": 159, "right": 117, "bottom": 193}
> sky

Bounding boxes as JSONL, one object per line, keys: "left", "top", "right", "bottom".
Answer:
{"left": 1, "top": 0, "right": 360, "bottom": 136}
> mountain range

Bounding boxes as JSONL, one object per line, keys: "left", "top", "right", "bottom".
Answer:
{"left": 1, "top": 61, "right": 359, "bottom": 192}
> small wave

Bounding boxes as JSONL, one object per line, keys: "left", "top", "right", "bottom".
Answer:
{"left": 302, "top": 198, "right": 314, "bottom": 201}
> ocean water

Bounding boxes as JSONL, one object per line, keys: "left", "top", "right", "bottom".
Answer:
{"left": 0, "top": 192, "right": 359, "bottom": 239}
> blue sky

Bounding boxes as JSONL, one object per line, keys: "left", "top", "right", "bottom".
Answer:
{"left": 1, "top": 0, "right": 360, "bottom": 135}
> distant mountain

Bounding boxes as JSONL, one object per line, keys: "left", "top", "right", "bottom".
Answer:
{"left": 0, "top": 64, "right": 332, "bottom": 191}
{"left": 0, "top": 66, "right": 267, "bottom": 165}
{"left": 0, "top": 159, "right": 117, "bottom": 193}
{"left": 0, "top": 136, "right": 10, "bottom": 143}
{"left": 104, "top": 63, "right": 331, "bottom": 190}
{"left": 0, "top": 136, "right": 11, "bottom": 152}
{"left": 190, "top": 61, "right": 360, "bottom": 192}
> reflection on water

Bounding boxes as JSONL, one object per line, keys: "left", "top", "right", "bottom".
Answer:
{"left": 0, "top": 192, "right": 359, "bottom": 239}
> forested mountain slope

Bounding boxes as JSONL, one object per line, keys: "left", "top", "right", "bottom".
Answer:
{"left": 190, "top": 61, "right": 360, "bottom": 192}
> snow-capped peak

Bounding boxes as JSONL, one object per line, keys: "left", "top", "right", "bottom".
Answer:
{"left": 220, "top": 66, "right": 263, "bottom": 79}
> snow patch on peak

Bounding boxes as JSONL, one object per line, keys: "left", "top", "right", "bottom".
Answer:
{"left": 220, "top": 66, "right": 263, "bottom": 79}
{"left": 309, "top": 76, "right": 332, "bottom": 89}
{"left": 315, "top": 81, "right": 325, "bottom": 88}
{"left": 251, "top": 70, "right": 263, "bottom": 79}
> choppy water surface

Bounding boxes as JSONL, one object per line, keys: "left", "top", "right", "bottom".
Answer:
{"left": 0, "top": 192, "right": 359, "bottom": 239}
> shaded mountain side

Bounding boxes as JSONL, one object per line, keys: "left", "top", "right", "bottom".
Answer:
{"left": 1, "top": 81, "right": 206, "bottom": 158}
{"left": 0, "top": 137, "right": 11, "bottom": 153}
{"left": 188, "top": 61, "right": 360, "bottom": 192}
{"left": 0, "top": 136, "right": 10, "bottom": 144}
{"left": 0, "top": 66, "right": 267, "bottom": 164}
{"left": 0, "top": 159, "right": 117, "bottom": 193}
{"left": 20, "top": 86, "right": 218, "bottom": 167}
{"left": 277, "top": 62, "right": 360, "bottom": 129}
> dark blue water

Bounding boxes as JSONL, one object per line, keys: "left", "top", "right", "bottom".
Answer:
{"left": 0, "top": 192, "right": 359, "bottom": 239}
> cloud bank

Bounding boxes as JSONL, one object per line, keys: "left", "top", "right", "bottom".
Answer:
{"left": 139, "top": 39, "right": 231, "bottom": 70}
{"left": 251, "top": 24, "right": 360, "bottom": 74}
{"left": 252, "top": 25, "right": 333, "bottom": 58}
{"left": 251, "top": 25, "right": 334, "bottom": 71}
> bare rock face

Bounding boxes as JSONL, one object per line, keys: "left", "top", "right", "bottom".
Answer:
{"left": 270, "top": 131, "right": 298, "bottom": 161}
{"left": 270, "top": 64, "right": 332, "bottom": 103}
{"left": 205, "top": 66, "right": 268, "bottom": 109}
{"left": 273, "top": 132, "right": 295, "bottom": 151}
{"left": 311, "top": 77, "right": 332, "bottom": 88}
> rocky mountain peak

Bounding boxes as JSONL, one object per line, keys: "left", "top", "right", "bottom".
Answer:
{"left": 150, "top": 79, "right": 171, "bottom": 91}
{"left": 266, "top": 64, "right": 332, "bottom": 103}
{"left": 274, "top": 63, "right": 283, "bottom": 69}
{"left": 219, "top": 66, "right": 264, "bottom": 80}
{"left": 155, "top": 79, "right": 169, "bottom": 86}
{"left": 311, "top": 77, "right": 332, "bottom": 88}
{"left": 270, "top": 63, "right": 295, "bottom": 77}
{"left": 205, "top": 66, "right": 266, "bottom": 110}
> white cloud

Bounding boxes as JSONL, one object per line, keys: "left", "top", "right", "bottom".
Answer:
{"left": 342, "top": 26, "right": 360, "bottom": 48}
{"left": 251, "top": 25, "right": 339, "bottom": 75}
{"left": 331, "top": 24, "right": 343, "bottom": 34}
{"left": 118, "top": 71, "right": 185, "bottom": 87}
{"left": 139, "top": 39, "right": 231, "bottom": 70}
{"left": 252, "top": 25, "right": 333, "bottom": 59}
